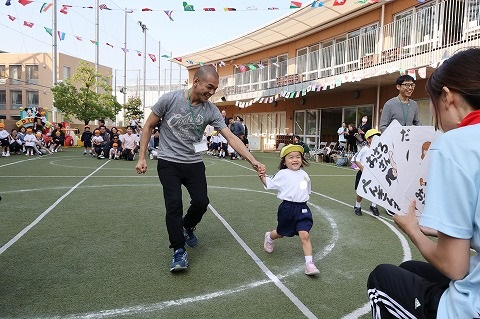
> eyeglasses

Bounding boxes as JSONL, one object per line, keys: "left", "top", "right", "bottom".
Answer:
{"left": 401, "top": 83, "right": 416, "bottom": 88}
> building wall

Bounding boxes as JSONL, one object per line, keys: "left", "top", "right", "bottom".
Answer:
{"left": 0, "top": 52, "right": 112, "bottom": 130}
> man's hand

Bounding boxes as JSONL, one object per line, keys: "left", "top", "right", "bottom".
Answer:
{"left": 252, "top": 161, "right": 266, "bottom": 176}
{"left": 136, "top": 158, "right": 148, "bottom": 174}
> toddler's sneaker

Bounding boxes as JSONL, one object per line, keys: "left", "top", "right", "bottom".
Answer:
{"left": 183, "top": 227, "right": 198, "bottom": 248}
{"left": 263, "top": 232, "right": 275, "bottom": 253}
{"left": 370, "top": 205, "right": 380, "bottom": 216}
{"left": 170, "top": 248, "right": 188, "bottom": 272}
{"left": 305, "top": 262, "right": 320, "bottom": 276}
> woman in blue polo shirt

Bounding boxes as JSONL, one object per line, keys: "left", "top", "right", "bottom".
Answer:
{"left": 367, "top": 48, "right": 480, "bottom": 318}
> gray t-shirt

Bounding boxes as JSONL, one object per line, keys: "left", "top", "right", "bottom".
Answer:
{"left": 151, "top": 90, "right": 227, "bottom": 163}
{"left": 380, "top": 97, "right": 421, "bottom": 132}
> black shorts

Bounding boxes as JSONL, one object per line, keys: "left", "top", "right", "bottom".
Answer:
{"left": 276, "top": 200, "right": 313, "bottom": 237}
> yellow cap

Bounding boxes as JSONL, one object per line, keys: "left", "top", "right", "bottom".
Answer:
{"left": 0, "top": 123, "right": 4, "bottom": 128}
{"left": 365, "top": 128, "right": 381, "bottom": 139}
{"left": 280, "top": 144, "right": 304, "bottom": 158}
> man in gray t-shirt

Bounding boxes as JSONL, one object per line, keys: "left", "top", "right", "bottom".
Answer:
{"left": 135, "top": 66, "right": 265, "bottom": 273}
{"left": 380, "top": 75, "right": 421, "bottom": 132}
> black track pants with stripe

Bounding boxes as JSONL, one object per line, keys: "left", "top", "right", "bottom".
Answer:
{"left": 367, "top": 261, "right": 449, "bottom": 319}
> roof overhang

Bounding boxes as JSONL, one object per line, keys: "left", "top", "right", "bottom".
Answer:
{"left": 173, "top": 0, "right": 386, "bottom": 68}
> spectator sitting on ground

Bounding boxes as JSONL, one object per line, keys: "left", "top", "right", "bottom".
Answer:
{"left": 98, "top": 125, "right": 111, "bottom": 159}
{"left": 91, "top": 129, "right": 104, "bottom": 158}
{"left": 8, "top": 129, "right": 23, "bottom": 154}
{"left": 120, "top": 126, "right": 138, "bottom": 161}
{"left": 148, "top": 129, "right": 160, "bottom": 160}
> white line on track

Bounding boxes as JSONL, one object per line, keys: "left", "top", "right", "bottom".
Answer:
{"left": 209, "top": 204, "right": 318, "bottom": 319}
{"left": 0, "top": 161, "right": 110, "bottom": 256}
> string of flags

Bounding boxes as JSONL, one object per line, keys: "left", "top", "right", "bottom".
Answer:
{"left": 234, "top": 64, "right": 432, "bottom": 109}
{"left": 2, "top": 0, "right": 400, "bottom": 23}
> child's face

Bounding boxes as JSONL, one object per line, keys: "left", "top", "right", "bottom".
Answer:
{"left": 284, "top": 151, "right": 303, "bottom": 171}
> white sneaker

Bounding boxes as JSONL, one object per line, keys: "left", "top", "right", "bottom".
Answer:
{"left": 263, "top": 232, "right": 274, "bottom": 253}
{"left": 305, "top": 262, "right": 320, "bottom": 276}
{"left": 1, "top": 152, "right": 5, "bottom": 157}
{"left": 6, "top": 152, "right": 10, "bottom": 157}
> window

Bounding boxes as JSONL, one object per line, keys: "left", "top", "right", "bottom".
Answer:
{"left": 0, "top": 90, "right": 6, "bottom": 110}
{"left": 9, "top": 65, "right": 22, "bottom": 85}
{"left": 0, "top": 65, "right": 5, "bottom": 85}
{"left": 63, "top": 66, "right": 71, "bottom": 79}
{"left": 10, "top": 90, "right": 22, "bottom": 109}
{"left": 27, "top": 91, "right": 39, "bottom": 107}
{"left": 26, "top": 65, "right": 39, "bottom": 84}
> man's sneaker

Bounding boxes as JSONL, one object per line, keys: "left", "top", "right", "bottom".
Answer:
{"left": 264, "top": 232, "right": 275, "bottom": 253}
{"left": 354, "top": 207, "right": 362, "bottom": 216}
{"left": 370, "top": 205, "right": 380, "bottom": 216}
{"left": 98, "top": 154, "right": 105, "bottom": 159}
{"left": 170, "top": 248, "right": 188, "bottom": 272}
{"left": 183, "top": 227, "right": 198, "bottom": 248}
{"left": 305, "top": 262, "right": 320, "bottom": 276}
{"left": 386, "top": 210, "right": 395, "bottom": 217}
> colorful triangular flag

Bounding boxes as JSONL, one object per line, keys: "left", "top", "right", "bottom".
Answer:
{"left": 8, "top": 14, "right": 16, "bottom": 21}
{"left": 290, "top": 1, "right": 302, "bottom": 8}
{"left": 23, "top": 20, "right": 34, "bottom": 28}
{"left": 142, "top": 8, "right": 153, "bottom": 11}
{"left": 106, "top": 43, "right": 113, "bottom": 48}
{"left": 58, "top": 31, "right": 65, "bottom": 41}
{"left": 5, "top": 0, "right": 11, "bottom": 6}
{"left": 203, "top": 8, "right": 215, "bottom": 11}
{"left": 18, "top": 0, "right": 33, "bottom": 6}
{"left": 40, "top": 3, "right": 52, "bottom": 12}
{"left": 333, "top": 0, "right": 346, "bottom": 5}
{"left": 183, "top": 1, "right": 194, "bottom": 11}
{"left": 164, "top": 10, "right": 174, "bottom": 21}
{"left": 311, "top": 1, "right": 324, "bottom": 7}
{"left": 90, "top": 40, "right": 98, "bottom": 46}
{"left": 44, "top": 27, "right": 52, "bottom": 36}
{"left": 148, "top": 54, "right": 156, "bottom": 62}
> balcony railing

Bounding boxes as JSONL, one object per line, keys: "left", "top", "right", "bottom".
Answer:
{"left": 218, "top": 0, "right": 480, "bottom": 100}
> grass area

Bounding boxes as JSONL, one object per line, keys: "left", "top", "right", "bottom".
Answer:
{"left": 0, "top": 148, "right": 423, "bottom": 319}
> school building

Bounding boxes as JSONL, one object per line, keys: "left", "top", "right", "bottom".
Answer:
{"left": 0, "top": 52, "right": 112, "bottom": 129}
{"left": 176, "top": 0, "right": 480, "bottom": 151}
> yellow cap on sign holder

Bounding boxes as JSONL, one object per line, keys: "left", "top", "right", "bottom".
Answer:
{"left": 365, "top": 129, "right": 381, "bottom": 139}
{"left": 280, "top": 144, "right": 304, "bottom": 158}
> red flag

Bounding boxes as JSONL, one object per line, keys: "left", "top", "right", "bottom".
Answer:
{"left": 75, "top": 36, "right": 82, "bottom": 41}
{"left": 239, "top": 64, "right": 247, "bottom": 73}
{"left": 203, "top": 8, "right": 215, "bottom": 11}
{"left": 23, "top": 21, "right": 34, "bottom": 28}
{"left": 8, "top": 15, "right": 16, "bottom": 21}
{"left": 148, "top": 54, "right": 156, "bottom": 62}
{"left": 174, "top": 57, "right": 182, "bottom": 62}
{"left": 18, "top": 0, "right": 33, "bottom": 6}
{"left": 142, "top": 8, "right": 152, "bottom": 11}
{"left": 333, "top": 0, "right": 346, "bottom": 5}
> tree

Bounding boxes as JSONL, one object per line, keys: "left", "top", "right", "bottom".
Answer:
{"left": 51, "top": 61, "right": 122, "bottom": 125}
{"left": 124, "top": 96, "right": 144, "bottom": 123}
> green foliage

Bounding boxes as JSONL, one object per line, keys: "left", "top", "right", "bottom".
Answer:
{"left": 51, "top": 61, "right": 122, "bottom": 125}
{"left": 124, "top": 96, "right": 144, "bottom": 122}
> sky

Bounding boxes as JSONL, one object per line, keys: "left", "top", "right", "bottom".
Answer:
{"left": 0, "top": 0, "right": 299, "bottom": 87}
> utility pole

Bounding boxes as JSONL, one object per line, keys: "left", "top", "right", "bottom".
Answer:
{"left": 138, "top": 21, "right": 147, "bottom": 113}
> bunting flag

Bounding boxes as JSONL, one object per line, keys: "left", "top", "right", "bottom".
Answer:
{"left": 290, "top": 1, "right": 302, "bottom": 9}
{"left": 44, "top": 27, "right": 52, "bottom": 35}
{"left": 136, "top": 50, "right": 142, "bottom": 56}
{"left": 161, "top": 54, "right": 171, "bottom": 58}
{"left": 5, "top": 0, "right": 11, "bottom": 5}
{"left": 174, "top": 57, "right": 182, "bottom": 62}
{"left": 148, "top": 54, "right": 156, "bottom": 62}
{"left": 58, "top": 31, "right": 65, "bottom": 40}
{"left": 218, "top": 61, "right": 226, "bottom": 67}
{"left": 164, "top": 10, "right": 174, "bottom": 21}
{"left": 60, "top": 5, "right": 71, "bottom": 14}
{"left": 203, "top": 8, "right": 215, "bottom": 11}
{"left": 75, "top": 35, "right": 82, "bottom": 41}
{"left": 121, "top": 48, "right": 129, "bottom": 53}
{"left": 239, "top": 64, "right": 247, "bottom": 73}
{"left": 99, "top": 4, "right": 111, "bottom": 10}
{"left": 125, "top": 9, "right": 134, "bottom": 13}
{"left": 333, "top": 0, "right": 346, "bottom": 5}
{"left": 246, "top": 6, "right": 257, "bottom": 10}
{"left": 90, "top": 40, "right": 98, "bottom": 46}
{"left": 247, "top": 64, "right": 257, "bottom": 70}
{"left": 106, "top": 42, "right": 113, "bottom": 48}
{"left": 224, "top": 8, "right": 236, "bottom": 11}
{"left": 183, "top": 1, "right": 194, "bottom": 11}
{"left": 40, "top": 3, "right": 52, "bottom": 13}
{"left": 18, "top": 0, "right": 33, "bottom": 6}
{"left": 407, "top": 69, "right": 416, "bottom": 80}
{"left": 8, "top": 14, "right": 16, "bottom": 21}
{"left": 257, "top": 64, "right": 265, "bottom": 69}
{"left": 268, "top": 7, "right": 279, "bottom": 10}
{"left": 186, "top": 60, "right": 194, "bottom": 64}
{"left": 311, "top": 1, "right": 324, "bottom": 7}
{"left": 141, "top": 8, "right": 152, "bottom": 11}
{"left": 23, "top": 20, "right": 34, "bottom": 28}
